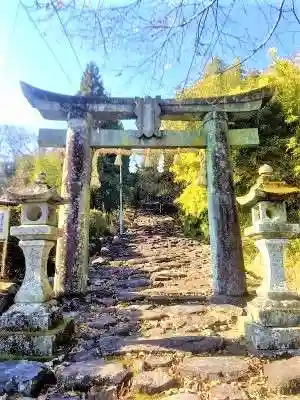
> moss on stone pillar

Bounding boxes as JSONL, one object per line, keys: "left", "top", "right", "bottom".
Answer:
{"left": 54, "top": 111, "right": 92, "bottom": 296}
{"left": 204, "top": 111, "right": 246, "bottom": 297}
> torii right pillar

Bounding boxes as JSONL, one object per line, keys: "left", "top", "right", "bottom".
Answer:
{"left": 204, "top": 110, "right": 248, "bottom": 297}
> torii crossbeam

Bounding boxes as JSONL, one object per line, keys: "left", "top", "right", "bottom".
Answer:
{"left": 21, "top": 82, "right": 271, "bottom": 298}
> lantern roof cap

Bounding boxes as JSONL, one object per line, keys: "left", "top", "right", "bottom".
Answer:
{"left": 0, "top": 191, "right": 19, "bottom": 206}
{"left": 237, "top": 164, "right": 300, "bottom": 207}
{"left": 6, "top": 172, "right": 65, "bottom": 204}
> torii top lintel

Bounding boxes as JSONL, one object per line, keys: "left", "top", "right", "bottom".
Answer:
{"left": 21, "top": 82, "right": 272, "bottom": 126}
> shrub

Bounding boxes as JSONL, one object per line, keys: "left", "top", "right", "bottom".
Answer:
{"left": 181, "top": 211, "right": 209, "bottom": 242}
{"left": 89, "top": 209, "right": 110, "bottom": 256}
{"left": 89, "top": 209, "right": 110, "bottom": 238}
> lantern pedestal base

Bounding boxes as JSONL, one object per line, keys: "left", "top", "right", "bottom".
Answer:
{"left": 244, "top": 320, "right": 300, "bottom": 350}
{"left": 0, "top": 302, "right": 63, "bottom": 331}
{"left": 0, "top": 301, "right": 73, "bottom": 357}
{"left": 0, "top": 318, "right": 73, "bottom": 358}
{"left": 241, "top": 297, "right": 300, "bottom": 350}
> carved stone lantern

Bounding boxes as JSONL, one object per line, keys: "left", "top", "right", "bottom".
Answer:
{"left": 0, "top": 173, "right": 73, "bottom": 357}
{"left": 6, "top": 173, "right": 62, "bottom": 303}
{"left": 237, "top": 165, "right": 300, "bottom": 351}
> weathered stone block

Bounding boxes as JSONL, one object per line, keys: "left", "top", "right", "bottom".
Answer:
{"left": 0, "top": 302, "right": 63, "bottom": 331}
{"left": 0, "top": 360, "right": 55, "bottom": 396}
{"left": 88, "top": 385, "right": 118, "bottom": 400}
{"left": 244, "top": 320, "right": 300, "bottom": 350}
{"left": 247, "top": 298, "right": 300, "bottom": 327}
{"left": 0, "top": 318, "right": 73, "bottom": 357}
{"left": 144, "top": 354, "right": 174, "bottom": 370}
{"left": 38, "top": 388, "right": 82, "bottom": 400}
{"left": 21, "top": 203, "right": 58, "bottom": 227}
{"left": 133, "top": 369, "right": 178, "bottom": 394}
{"left": 209, "top": 383, "right": 248, "bottom": 400}
{"left": 179, "top": 356, "right": 249, "bottom": 381}
{"left": 264, "top": 356, "right": 300, "bottom": 394}
{"left": 56, "top": 360, "right": 131, "bottom": 391}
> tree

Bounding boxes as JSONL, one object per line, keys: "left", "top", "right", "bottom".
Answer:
{"left": 0, "top": 125, "right": 37, "bottom": 162}
{"left": 78, "top": 61, "right": 122, "bottom": 130}
{"left": 204, "top": 57, "right": 226, "bottom": 77}
{"left": 78, "top": 61, "right": 135, "bottom": 212}
{"left": 79, "top": 62, "right": 105, "bottom": 97}
{"left": 167, "top": 54, "right": 300, "bottom": 237}
{"left": 11, "top": 150, "right": 64, "bottom": 191}
{"left": 96, "top": 154, "right": 138, "bottom": 213}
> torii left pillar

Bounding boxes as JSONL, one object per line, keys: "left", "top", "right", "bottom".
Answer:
{"left": 54, "top": 110, "right": 92, "bottom": 296}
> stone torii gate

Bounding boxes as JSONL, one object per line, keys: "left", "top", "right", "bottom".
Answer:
{"left": 20, "top": 82, "right": 271, "bottom": 298}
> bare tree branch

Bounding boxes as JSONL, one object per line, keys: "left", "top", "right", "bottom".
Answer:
{"left": 0, "top": 125, "right": 37, "bottom": 162}
{"left": 292, "top": 0, "right": 300, "bottom": 25}
{"left": 221, "top": 0, "right": 286, "bottom": 75}
{"left": 27, "top": 0, "right": 299, "bottom": 87}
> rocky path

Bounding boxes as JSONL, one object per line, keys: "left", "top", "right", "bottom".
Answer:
{"left": 1, "top": 213, "right": 299, "bottom": 399}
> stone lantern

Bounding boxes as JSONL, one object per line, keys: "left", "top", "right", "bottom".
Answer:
{"left": 237, "top": 165, "right": 300, "bottom": 351}
{"left": 0, "top": 173, "right": 73, "bottom": 357}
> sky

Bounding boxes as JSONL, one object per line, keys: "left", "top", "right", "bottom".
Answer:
{"left": 0, "top": 0, "right": 299, "bottom": 137}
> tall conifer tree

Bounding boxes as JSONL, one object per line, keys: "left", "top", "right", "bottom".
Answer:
{"left": 78, "top": 62, "right": 136, "bottom": 211}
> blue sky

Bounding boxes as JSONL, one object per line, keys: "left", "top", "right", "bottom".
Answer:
{"left": 0, "top": 0, "right": 299, "bottom": 133}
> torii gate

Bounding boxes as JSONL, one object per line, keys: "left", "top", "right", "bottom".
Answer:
{"left": 20, "top": 82, "right": 271, "bottom": 298}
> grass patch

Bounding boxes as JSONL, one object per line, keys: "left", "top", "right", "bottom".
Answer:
{"left": 285, "top": 238, "right": 300, "bottom": 292}
{"left": 118, "top": 302, "right": 130, "bottom": 308}
{"left": 0, "top": 353, "right": 54, "bottom": 362}
{"left": 105, "top": 354, "right": 144, "bottom": 376}
{"left": 105, "top": 355, "right": 128, "bottom": 364}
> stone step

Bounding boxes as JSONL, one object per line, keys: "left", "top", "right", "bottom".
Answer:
{"left": 55, "top": 359, "right": 132, "bottom": 391}
{"left": 179, "top": 356, "right": 250, "bottom": 381}
{"left": 0, "top": 360, "right": 55, "bottom": 397}
{"left": 138, "top": 287, "right": 208, "bottom": 304}
{"left": 151, "top": 271, "right": 188, "bottom": 281}
{"left": 133, "top": 369, "right": 178, "bottom": 395}
{"left": 96, "top": 334, "right": 224, "bottom": 356}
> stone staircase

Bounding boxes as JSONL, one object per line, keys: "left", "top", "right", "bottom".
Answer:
{"left": 0, "top": 212, "right": 298, "bottom": 399}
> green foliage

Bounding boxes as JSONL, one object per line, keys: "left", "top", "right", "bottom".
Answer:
{"left": 89, "top": 208, "right": 110, "bottom": 256}
{"left": 13, "top": 155, "right": 35, "bottom": 187}
{"left": 33, "top": 151, "right": 64, "bottom": 191}
{"left": 166, "top": 53, "right": 300, "bottom": 239}
{"left": 78, "top": 61, "right": 127, "bottom": 209}
{"left": 136, "top": 152, "right": 181, "bottom": 205}
{"left": 204, "top": 56, "right": 226, "bottom": 76}
{"left": 79, "top": 61, "right": 105, "bottom": 97}
{"left": 181, "top": 212, "right": 209, "bottom": 242}
{"left": 91, "top": 154, "right": 138, "bottom": 212}
{"left": 89, "top": 209, "right": 110, "bottom": 239}
{"left": 13, "top": 151, "right": 64, "bottom": 191}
